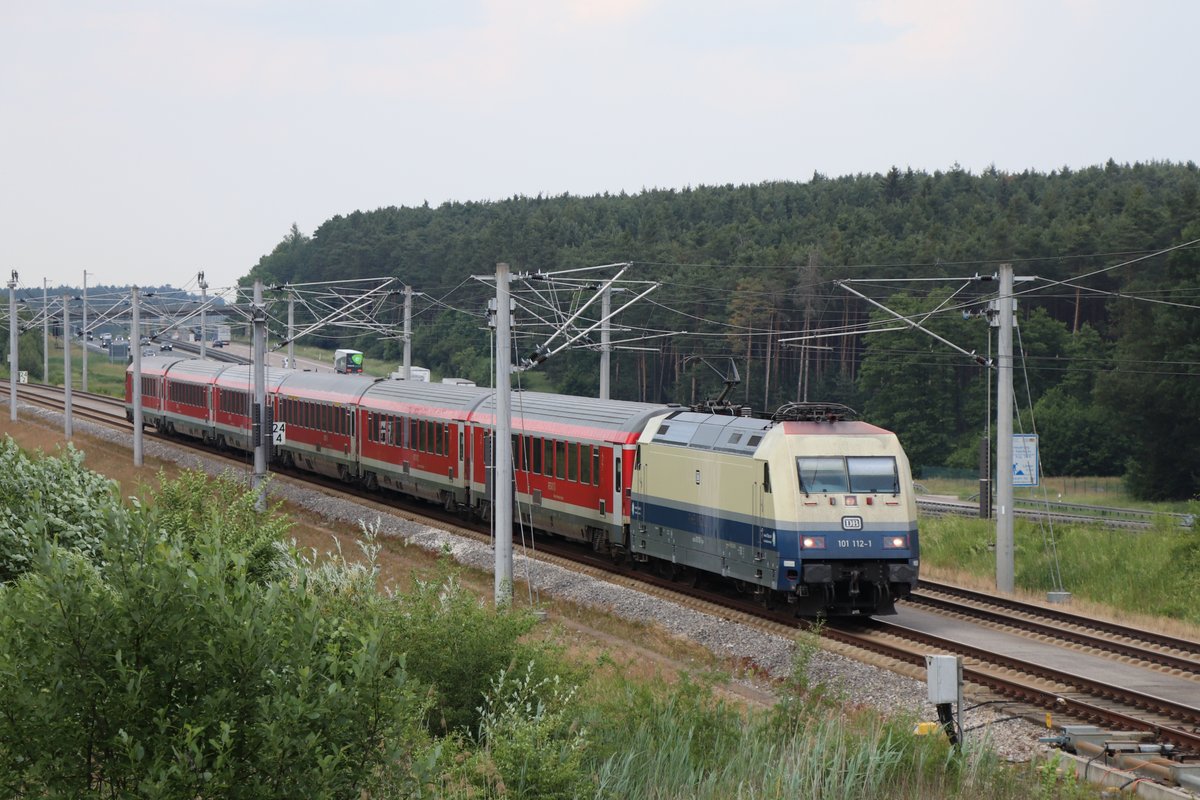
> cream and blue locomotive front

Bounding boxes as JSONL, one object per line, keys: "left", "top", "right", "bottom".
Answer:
{"left": 630, "top": 410, "right": 919, "bottom": 615}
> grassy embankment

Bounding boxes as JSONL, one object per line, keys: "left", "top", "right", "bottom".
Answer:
{"left": 918, "top": 478, "right": 1200, "bottom": 628}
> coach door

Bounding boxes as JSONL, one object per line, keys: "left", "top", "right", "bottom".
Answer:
{"left": 752, "top": 461, "right": 771, "bottom": 562}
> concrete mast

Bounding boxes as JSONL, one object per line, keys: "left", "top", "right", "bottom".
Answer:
{"left": 199, "top": 271, "right": 207, "bottom": 360}
{"left": 995, "top": 263, "right": 1015, "bottom": 593}
{"left": 403, "top": 284, "right": 412, "bottom": 380}
{"left": 43, "top": 279, "right": 49, "bottom": 386}
{"left": 493, "top": 263, "right": 513, "bottom": 607}
{"left": 63, "top": 295, "right": 72, "bottom": 439}
{"left": 599, "top": 285, "right": 611, "bottom": 400}
{"left": 132, "top": 286, "right": 143, "bottom": 466}
{"left": 81, "top": 271, "right": 89, "bottom": 392}
{"left": 252, "top": 280, "right": 268, "bottom": 511}
{"left": 8, "top": 272, "right": 17, "bottom": 422}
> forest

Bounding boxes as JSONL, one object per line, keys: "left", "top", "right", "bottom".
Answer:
{"left": 243, "top": 161, "right": 1200, "bottom": 500}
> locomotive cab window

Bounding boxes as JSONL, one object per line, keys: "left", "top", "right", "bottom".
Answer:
{"left": 848, "top": 456, "right": 900, "bottom": 495}
{"left": 797, "top": 456, "right": 900, "bottom": 495}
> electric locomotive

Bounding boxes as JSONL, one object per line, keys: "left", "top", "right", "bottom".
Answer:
{"left": 630, "top": 402, "right": 919, "bottom": 615}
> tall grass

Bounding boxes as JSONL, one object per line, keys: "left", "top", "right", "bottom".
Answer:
{"left": 577, "top": 670, "right": 1086, "bottom": 800}
{"left": 920, "top": 514, "right": 1200, "bottom": 623}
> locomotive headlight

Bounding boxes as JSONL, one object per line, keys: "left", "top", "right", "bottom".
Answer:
{"left": 801, "top": 536, "right": 825, "bottom": 549}
{"left": 882, "top": 535, "right": 908, "bottom": 549}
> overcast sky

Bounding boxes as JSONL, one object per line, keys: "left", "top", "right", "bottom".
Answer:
{"left": 3, "top": 0, "right": 1197, "bottom": 293}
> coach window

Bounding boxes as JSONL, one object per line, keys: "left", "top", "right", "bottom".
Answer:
{"left": 531, "top": 437, "right": 542, "bottom": 474}
{"left": 541, "top": 438, "right": 552, "bottom": 477}
{"left": 434, "top": 422, "right": 443, "bottom": 456}
{"left": 567, "top": 443, "right": 578, "bottom": 482}
{"left": 555, "top": 441, "right": 567, "bottom": 480}
{"left": 580, "top": 445, "right": 591, "bottom": 485}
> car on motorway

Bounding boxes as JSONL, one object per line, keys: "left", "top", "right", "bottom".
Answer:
{"left": 159, "top": 342, "right": 173, "bottom": 351}
{"left": 211, "top": 340, "right": 224, "bottom": 348}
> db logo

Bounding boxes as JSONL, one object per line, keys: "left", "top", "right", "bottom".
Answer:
{"left": 841, "top": 516, "right": 863, "bottom": 531}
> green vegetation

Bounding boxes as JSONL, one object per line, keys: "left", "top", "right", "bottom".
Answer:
{"left": 0, "top": 439, "right": 1102, "bottom": 798}
{"left": 920, "top": 512, "right": 1200, "bottom": 623}
{"left": 240, "top": 162, "right": 1200, "bottom": 499}
{"left": 0, "top": 339, "right": 128, "bottom": 397}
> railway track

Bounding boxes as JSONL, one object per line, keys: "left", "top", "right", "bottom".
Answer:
{"left": 8, "top": 384, "right": 1200, "bottom": 763}
{"left": 916, "top": 496, "right": 1193, "bottom": 530}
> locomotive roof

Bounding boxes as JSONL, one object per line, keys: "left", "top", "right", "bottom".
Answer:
{"left": 476, "top": 391, "right": 673, "bottom": 440}
{"left": 650, "top": 410, "right": 775, "bottom": 455}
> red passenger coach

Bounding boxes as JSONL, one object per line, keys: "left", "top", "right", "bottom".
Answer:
{"left": 158, "top": 359, "right": 227, "bottom": 440}
{"left": 213, "top": 366, "right": 296, "bottom": 452}
{"left": 125, "top": 355, "right": 186, "bottom": 423}
{"left": 273, "top": 373, "right": 379, "bottom": 481}
{"left": 471, "top": 392, "right": 671, "bottom": 550}
{"left": 357, "top": 379, "right": 491, "bottom": 507}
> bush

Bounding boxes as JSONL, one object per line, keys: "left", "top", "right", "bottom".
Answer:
{"left": 146, "top": 469, "right": 293, "bottom": 584}
{"left": 0, "top": 509, "right": 426, "bottom": 798}
{"left": 0, "top": 437, "right": 123, "bottom": 583}
{"left": 447, "top": 663, "right": 590, "bottom": 800}
{"left": 383, "top": 559, "right": 566, "bottom": 737}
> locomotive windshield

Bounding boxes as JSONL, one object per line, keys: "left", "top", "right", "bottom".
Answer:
{"left": 797, "top": 456, "right": 899, "bottom": 495}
